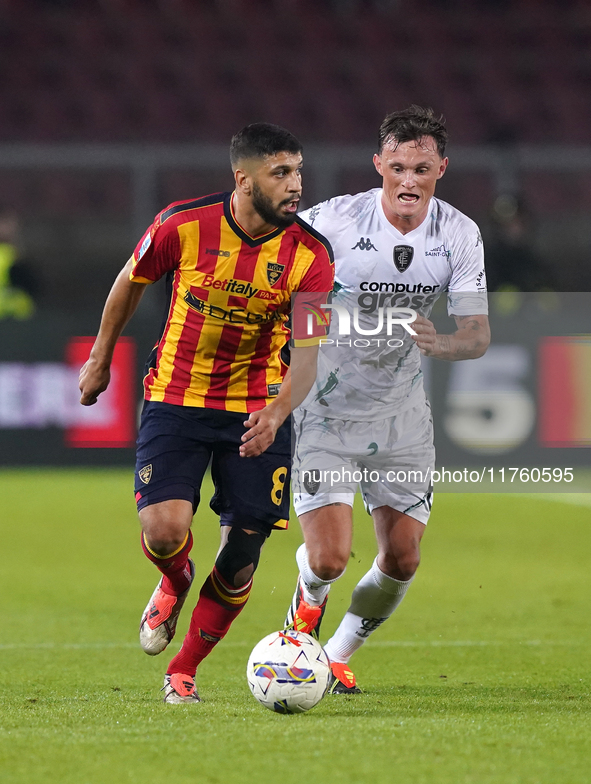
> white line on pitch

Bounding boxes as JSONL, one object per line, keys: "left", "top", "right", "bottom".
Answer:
{"left": 365, "top": 640, "right": 585, "bottom": 647}
{"left": 524, "top": 493, "right": 591, "bottom": 508}
{"left": 0, "top": 642, "right": 139, "bottom": 650}
{"left": 0, "top": 639, "right": 584, "bottom": 651}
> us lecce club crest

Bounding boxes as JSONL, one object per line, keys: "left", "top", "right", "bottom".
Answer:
{"left": 266, "top": 262, "right": 285, "bottom": 286}
{"left": 138, "top": 464, "right": 152, "bottom": 484}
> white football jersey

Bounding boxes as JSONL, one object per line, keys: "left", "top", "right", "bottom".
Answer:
{"left": 298, "top": 188, "right": 488, "bottom": 420}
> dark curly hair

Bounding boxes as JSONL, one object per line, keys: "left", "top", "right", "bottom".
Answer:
{"left": 230, "top": 123, "right": 302, "bottom": 167}
{"left": 378, "top": 105, "right": 448, "bottom": 157}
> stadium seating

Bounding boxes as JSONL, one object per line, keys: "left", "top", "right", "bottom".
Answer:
{"left": 0, "top": 0, "right": 588, "bottom": 146}
{"left": 0, "top": 0, "right": 589, "bottom": 228}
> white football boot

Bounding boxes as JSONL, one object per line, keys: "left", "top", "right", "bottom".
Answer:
{"left": 139, "top": 559, "right": 195, "bottom": 655}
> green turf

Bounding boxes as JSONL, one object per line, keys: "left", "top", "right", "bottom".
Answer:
{"left": 1, "top": 469, "right": 590, "bottom": 784}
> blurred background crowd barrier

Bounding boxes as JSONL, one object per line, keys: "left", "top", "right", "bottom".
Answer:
{"left": 1, "top": 294, "right": 589, "bottom": 476}
{"left": 0, "top": 0, "right": 589, "bottom": 470}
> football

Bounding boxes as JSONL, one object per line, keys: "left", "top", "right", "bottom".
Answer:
{"left": 246, "top": 630, "right": 331, "bottom": 714}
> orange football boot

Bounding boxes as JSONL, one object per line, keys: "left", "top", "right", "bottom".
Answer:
{"left": 328, "top": 661, "right": 362, "bottom": 694}
{"left": 284, "top": 576, "right": 327, "bottom": 640}
{"left": 162, "top": 673, "right": 201, "bottom": 704}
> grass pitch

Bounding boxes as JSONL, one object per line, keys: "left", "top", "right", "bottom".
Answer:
{"left": 0, "top": 469, "right": 590, "bottom": 784}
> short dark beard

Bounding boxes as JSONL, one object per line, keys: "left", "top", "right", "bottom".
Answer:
{"left": 252, "top": 182, "right": 297, "bottom": 229}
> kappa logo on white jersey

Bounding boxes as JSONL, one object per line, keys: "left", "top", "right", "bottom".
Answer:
{"left": 352, "top": 237, "right": 378, "bottom": 251}
{"left": 425, "top": 244, "right": 451, "bottom": 258}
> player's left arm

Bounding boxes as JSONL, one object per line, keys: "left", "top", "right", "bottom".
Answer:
{"left": 415, "top": 219, "right": 490, "bottom": 360}
{"left": 239, "top": 344, "right": 319, "bottom": 458}
{"left": 411, "top": 313, "right": 490, "bottom": 360}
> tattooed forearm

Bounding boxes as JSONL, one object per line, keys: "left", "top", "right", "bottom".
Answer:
{"left": 456, "top": 316, "right": 484, "bottom": 332}
{"left": 436, "top": 335, "right": 453, "bottom": 355}
{"left": 431, "top": 314, "right": 491, "bottom": 360}
{"left": 456, "top": 316, "right": 483, "bottom": 332}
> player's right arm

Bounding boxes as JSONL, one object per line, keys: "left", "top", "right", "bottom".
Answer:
{"left": 240, "top": 220, "right": 334, "bottom": 458}
{"left": 79, "top": 257, "right": 148, "bottom": 405}
{"left": 79, "top": 206, "right": 181, "bottom": 405}
{"left": 239, "top": 345, "right": 319, "bottom": 458}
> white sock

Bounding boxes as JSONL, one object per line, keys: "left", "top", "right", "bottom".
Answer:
{"left": 296, "top": 544, "right": 343, "bottom": 606}
{"left": 324, "top": 557, "right": 414, "bottom": 663}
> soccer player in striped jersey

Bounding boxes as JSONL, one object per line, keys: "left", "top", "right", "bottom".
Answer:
{"left": 79, "top": 123, "right": 334, "bottom": 703}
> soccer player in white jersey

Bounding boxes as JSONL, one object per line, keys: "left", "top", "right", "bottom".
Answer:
{"left": 284, "top": 106, "right": 491, "bottom": 693}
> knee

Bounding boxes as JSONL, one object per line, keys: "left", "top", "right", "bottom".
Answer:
{"left": 308, "top": 550, "right": 348, "bottom": 581}
{"left": 216, "top": 528, "right": 266, "bottom": 587}
{"left": 142, "top": 522, "right": 188, "bottom": 557}
{"left": 140, "top": 499, "right": 193, "bottom": 557}
{"left": 380, "top": 549, "right": 420, "bottom": 582}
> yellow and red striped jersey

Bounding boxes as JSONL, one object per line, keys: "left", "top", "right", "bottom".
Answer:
{"left": 130, "top": 192, "right": 334, "bottom": 412}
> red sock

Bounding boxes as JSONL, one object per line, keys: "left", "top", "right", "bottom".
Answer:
{"left": 167, "top": 567, "right": 252, "bottom": 677}
{"left": 141, "top": 530, "right": 193, "bottom": 596}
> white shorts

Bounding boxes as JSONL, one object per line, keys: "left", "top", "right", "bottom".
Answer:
{"left": 292, "top": 401, "right": 435, "bottom": 524}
